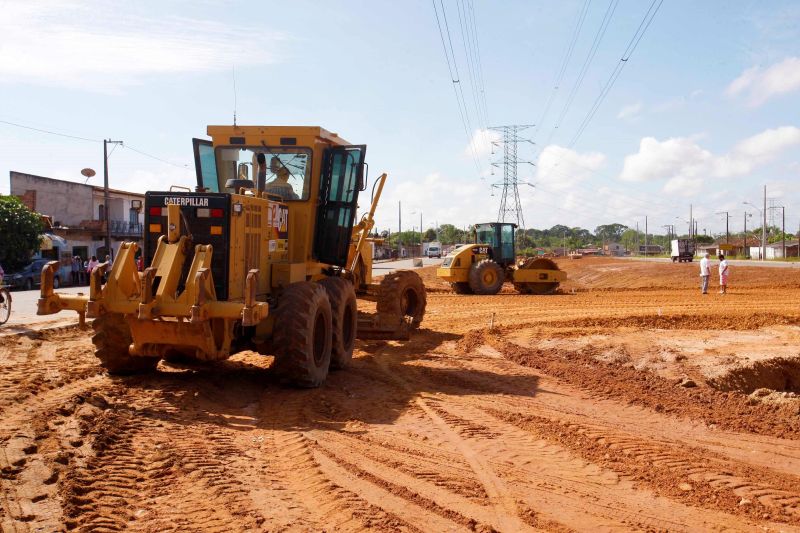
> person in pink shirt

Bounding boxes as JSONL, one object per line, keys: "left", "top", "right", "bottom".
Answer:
{"left": 718, "top": 254, "right": 729, "bottom": 294}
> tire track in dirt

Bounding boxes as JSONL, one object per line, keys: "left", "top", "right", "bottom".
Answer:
{"left": 375, "top": 340, "right": 797, "bottom": 531}
{"left": 367, "top": 352, "right": 533, "bottom": 532}
{"left": 434, "top": 399, "right": 781, "bottom": 532}
{"left": 320, "top": 428, "right": 490, "bottom": 501}
{"left": 438, "top": 346, "right": 800, "bottom": 479}
{"left": 59, "top": 382, "right": 263, "bottom": 532}
{"left": 462, "top": 328, "right": 800, "bottom": 439}
{"left": 488, "top": 409, "right": 800, "bottom": 525}
{"left": 263, "top": 390, "right": 416, "bottom": 531}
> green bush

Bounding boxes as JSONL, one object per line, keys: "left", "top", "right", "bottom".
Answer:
{"left": 0, "top": 196, "right": 43, "bottom": 271}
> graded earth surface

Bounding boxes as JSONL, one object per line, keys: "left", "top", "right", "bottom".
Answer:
{"left": 2, "top": 257, "right": 799, "bottom": 531}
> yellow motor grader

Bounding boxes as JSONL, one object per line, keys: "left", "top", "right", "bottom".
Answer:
{"left": 436, "top": 222, "right": 565, "bottom": 295}
{"left": 38, "top": 126, "right": 426, "bottom": 387}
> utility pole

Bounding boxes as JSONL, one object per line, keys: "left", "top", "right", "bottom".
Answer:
{"left": 398, "top": 201, "right": 402, "bottom": 256}
{"left": 762, "top": 185, "right": 767, "bottom": 262}
{"left": 689, "top": 204, "right": 693, "bottom": 239}
{"left": 644, "top": 216, "right": 648, "bottom": 258}
{"left": 715, "top": 211, "right": 731, "bottom": 244}
{"left": 104, "top": 139, "right": 124, "bottom": 260}
{"left": 489, "top": 124, "right": 535, "bottom": 228}
{"left": 743, "top": 212, "right": 748, "bottom": 259}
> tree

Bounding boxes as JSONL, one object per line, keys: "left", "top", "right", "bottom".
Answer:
{"left": 0, "top": 196, "right": 43, "bottom": 271}
{"left": 620, "top": 228, "right": 638, "bottom": 251}
{"left": 594, "top": 223, "right": 627, "bottom": 242}
{"left": 423, "top": 228, "right": 437, "bottom": 242}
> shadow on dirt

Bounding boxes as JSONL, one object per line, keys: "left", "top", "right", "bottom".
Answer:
{"left": 115, "top": 328, "right": 540, "bottom": 433}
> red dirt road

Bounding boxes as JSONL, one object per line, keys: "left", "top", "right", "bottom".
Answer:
{"left": 1, "top": 257, "right": 799, "bottom": 531}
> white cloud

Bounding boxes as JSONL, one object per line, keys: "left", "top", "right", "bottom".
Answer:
{"left": 535, "top": 145, "right": 606, "bottom": 191}
{"left": 726, "top": 57, "right": 800, "bottom": 106}
{"left": 0, "top": 1, "right": 286, "bottom": 92}
{"left": 616, "top": 102, "right": 643, "bottom": 120}
{"left": 374, "top": 172, "right": 484, "bottom": 231}
{"left": 619, "top": 126, "right": 800, "bottom": 197}
{"left": 464, "top": 129, "right": 502, "bottom": 158}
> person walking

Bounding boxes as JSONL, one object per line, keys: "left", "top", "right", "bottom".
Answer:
{"left": 718, "top": 254, "right": 729, "bottom": 294}
{"left": 71, "top": 256, "right": 81, "bottom": 285}
{"left": 86, "top": 255, "right": 99, "bottom": 276}
{"left": 699, "top": 253, "right": 711, "bottom": 294}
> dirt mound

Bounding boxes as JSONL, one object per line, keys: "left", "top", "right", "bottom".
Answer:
{"left": 544, "top": 313, "right": 800, "bottom": 331}
{"left": 709, "top": 357, "right": 800, "bottom": 394}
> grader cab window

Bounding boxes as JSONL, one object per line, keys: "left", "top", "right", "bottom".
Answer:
{"left": 214, "top": 146, "right": 312, "bottom": 200}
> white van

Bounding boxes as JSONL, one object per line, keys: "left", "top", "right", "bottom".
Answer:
{"left": 427, "top": 243, "right": 442, "bottom": 258}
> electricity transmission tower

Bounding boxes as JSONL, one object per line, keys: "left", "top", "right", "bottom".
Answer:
{"left": 489, "top": 124, "right": 535, "bottom": 228}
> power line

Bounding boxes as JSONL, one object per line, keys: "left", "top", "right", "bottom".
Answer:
{"left": 0, "top": 118, "right": 191, "bottom": 170}
{"left": 549, "top": 0, "right": 619, "bottom": 146}
{"left": 568, "top": 0, "right": 664, "bottom": 147}
{"left": 456, "top": 0, "right": 486, "bottom": 131}
{"left": 123, "top": 144, "right": 190, "bottom": 170}
{"left": 532, "top": 0, "right": 591, "bottom": 142}
{"left": 431, "top": 0, "right": 484, "bottom": 177}
{"left": 0, "top": 119, "right": 101, "bottom": 143}
{"left": 467, "top": 0, "right": 490, "bottom": 129}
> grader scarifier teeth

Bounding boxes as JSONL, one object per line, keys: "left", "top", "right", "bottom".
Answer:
{"left": 356, "top": 270, "right": 427, "bottom": 341}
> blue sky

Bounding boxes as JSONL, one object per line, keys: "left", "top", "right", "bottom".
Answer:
{"left": 1, "top": 0, "right": 799, "bottom": 237}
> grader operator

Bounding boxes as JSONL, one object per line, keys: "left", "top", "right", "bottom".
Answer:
{"left": 38, "top": 126, "right": 426, "bottom": 387}
{"left": 436, "top": 222, "right": 565, "bottom": 295}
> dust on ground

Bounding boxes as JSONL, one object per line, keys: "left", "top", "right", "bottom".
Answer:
{"left": 2, "top": 257, "right": 800, "bottom": 532}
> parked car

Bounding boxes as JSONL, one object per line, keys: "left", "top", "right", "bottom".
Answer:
{"left": 6, "top": 259, "right": 60, "bottom": 290}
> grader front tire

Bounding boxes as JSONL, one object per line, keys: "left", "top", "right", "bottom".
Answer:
{"left": 273, "top": 282, "right": 333, "bottom": 388}
{"left": 377, "top": 270, "right": 426, "bottom": 329}
{"left": 320, "top": 277, "right": 357, "bottom": 370}
{"left": 92, "top": 313, "right": 160, "bottom": 375}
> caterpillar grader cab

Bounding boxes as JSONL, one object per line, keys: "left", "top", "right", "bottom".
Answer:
{"left": 38, "top": 126, "right": 426, "bottom": 387}
{"left": 436, "top": 222, "right": 565, "bottom": 295}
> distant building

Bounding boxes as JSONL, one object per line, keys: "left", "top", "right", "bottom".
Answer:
{"left": 765, "top": 240, "right": 799, "bottom": 259}
{"left": 637, "top": 244, "right": 663, "bottom": 255}
{"left": 603, "top": 242, "right": 625, "bottom": 256}
{"left": 10, "top": 171, "right": 144, "bottom": 262}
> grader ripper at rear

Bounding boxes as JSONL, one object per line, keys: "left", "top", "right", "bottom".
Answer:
{"left": 38, "top": 126, "right": 426, "bottom": 387}
{"left": 436, "top": 222, "right": 566, "bottom": 295}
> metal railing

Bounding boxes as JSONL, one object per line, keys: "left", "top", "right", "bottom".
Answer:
{"left": 108, "top": 220, "right": 144, "bottom": 236}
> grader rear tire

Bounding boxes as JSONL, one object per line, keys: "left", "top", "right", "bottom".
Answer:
{"left": 92, "top": 313, "right": 160, "bottom": 375}
{"left": 377, "top": 270, "right": 426, "bottom": 329}
{"left": 468, "top": 260, "right": 504, "bottom": 295}
{"left": 450, "top": 282, "right": 473, "bottom": 294}
{"left": 273, "top": 282, "right": 333, "bottom": 388}
{"left": 320, "top": 277, "right": 357, "bottom": 370}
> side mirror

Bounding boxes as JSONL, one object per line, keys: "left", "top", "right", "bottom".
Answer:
{"left": 358, "top": 162, "right": 368, "bottom": 191}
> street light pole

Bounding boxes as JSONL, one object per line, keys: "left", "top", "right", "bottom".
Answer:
{"left": 104, "top": 139, "right": 123, "bottom": 260}
{"left": 743, "top": 212, "right": 748, "bottom": 259}
{"left": 763, "top": 185, "right": 767, "bottom": 262}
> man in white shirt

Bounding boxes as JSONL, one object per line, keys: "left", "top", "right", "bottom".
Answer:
{"left": 699, "top": 253, "right": 710, "bottom": 294}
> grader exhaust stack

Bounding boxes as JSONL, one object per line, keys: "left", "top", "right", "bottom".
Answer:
{"left": 38, "top": 125, "right": 426, "bottom": 387}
